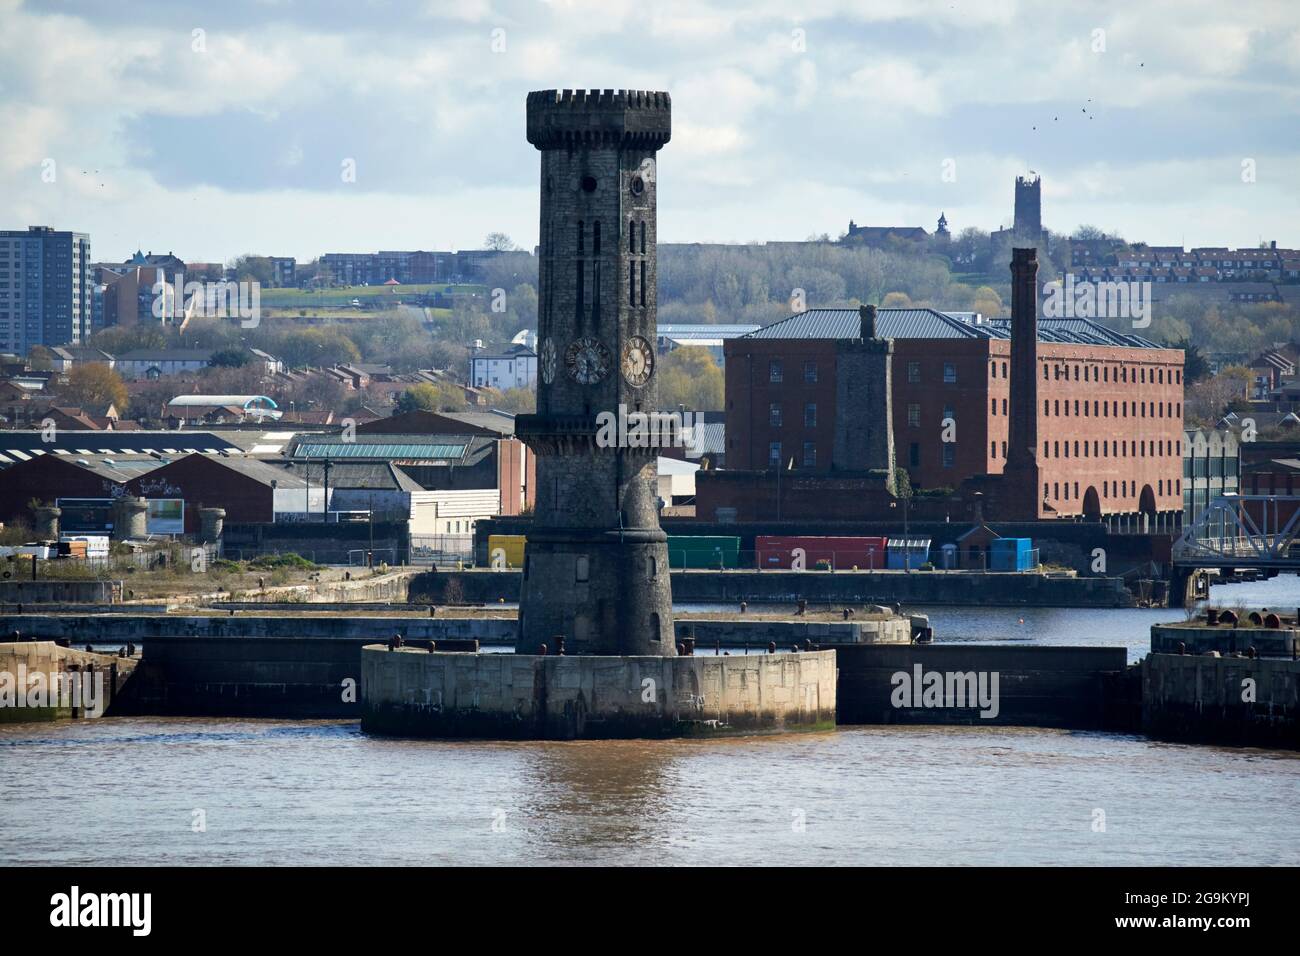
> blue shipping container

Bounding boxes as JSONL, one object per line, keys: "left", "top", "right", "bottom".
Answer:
{"left": 990, "top": 538, "right": 1034, "bottom": 571}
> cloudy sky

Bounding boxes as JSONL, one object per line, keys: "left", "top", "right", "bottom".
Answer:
{"left": 3, "top": 0, "right": 1298, "bottom": 263}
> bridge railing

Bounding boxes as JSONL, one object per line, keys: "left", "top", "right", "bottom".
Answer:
{"left": 1172, "top": 494, "right": 1300, "bottom": 565}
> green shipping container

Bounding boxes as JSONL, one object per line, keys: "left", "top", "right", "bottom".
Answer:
{"left": 665, "top": 536, "right": 741, "bottom": 569}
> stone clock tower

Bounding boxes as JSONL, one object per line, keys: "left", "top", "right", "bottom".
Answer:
{"left": 515, "top": 89, "right": 676, "bottom": 657}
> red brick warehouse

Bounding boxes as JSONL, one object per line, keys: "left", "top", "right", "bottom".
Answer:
{"left": 723, "top": 303, "right": 1184, "bottom": 524}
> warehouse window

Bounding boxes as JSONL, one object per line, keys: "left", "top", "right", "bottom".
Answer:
{"left": 802, "top": 442, "right": 817, "bottom": 468}
{"left": 768, "top": 442, "right": 782, "bottom": 467}
{"left": 769, "top": 403, "right": 782, "bottom": 427}
{"left": 942, "top": 444, "right": 955, "bottom": 468}
{"left": 804, "top": 361, "right": 818, "bottom": 383}
{"left": 769, "top": 359, "right": 783, "bottom": 383}
{"left": 908, "top": 361, "right": 921, "bottom": 384}
{"left": 804, "top": 403, "right": 817, "bottom": 427}
{"left": 943, "top": 362, "right": 957, "bottom": 383}
{"left": 908, "top": 403, "right": 921, "bottom": 428}
{"left": 575, "top": 555, "right": 589, "bottom": 583}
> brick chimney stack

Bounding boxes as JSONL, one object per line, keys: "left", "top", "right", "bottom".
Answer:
{"left": 859, "top": 304, "right": 877, "bottom": 340}
{"left": 1006, "top": 248, "right": 1039, "bottom": 470}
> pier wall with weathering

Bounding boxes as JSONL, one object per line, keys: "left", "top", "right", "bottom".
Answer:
{"left": 1142, "top": 653, "right": 1300, "bottom": 749}
{"left": 0, "top": 641, "right": 137, "bottom": 722}
{"left": 834, "top": 644, "right": 1136, "bottom": 730}
{"left": 412, "top": 569, "right": 1135, "bottom": 607}
{"left": 360, "top": 646, "right": 837, "bottom": 739}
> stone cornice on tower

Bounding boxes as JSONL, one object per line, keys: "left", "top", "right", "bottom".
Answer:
{"left": 526, "top": 88, "right": 672, "bottom": 150}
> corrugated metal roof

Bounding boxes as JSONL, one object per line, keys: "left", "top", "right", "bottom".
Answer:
{"left": 657, "top": 324, "right": 761, "bottom": 339}
{"left": 0, "top": 430, "right": 242, "bottom": 464}
{"left": 745, "top": 309, "right": 995, "bottom": 340}
{"left": 744, "top": 308, "right": 1162, "bottom": 348}
{"left": 294, "top": 441, "right": 468, "bottom": 460}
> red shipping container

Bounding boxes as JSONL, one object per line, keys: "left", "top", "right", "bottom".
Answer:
{"left": 755, "top": 536, "right": 887, "bottom": 570}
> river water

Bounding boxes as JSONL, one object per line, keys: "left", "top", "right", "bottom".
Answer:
{"left": 2, "top": 576, "right": 1297, "bottom": 866}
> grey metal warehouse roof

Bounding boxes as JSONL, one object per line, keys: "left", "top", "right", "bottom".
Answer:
{"left": 743, "top": 308, "right": 1161, "bottom": 348}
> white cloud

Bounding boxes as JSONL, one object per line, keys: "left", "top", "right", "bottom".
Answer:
{"left": 838, "top": 60, "right": 945, "bottom": 115}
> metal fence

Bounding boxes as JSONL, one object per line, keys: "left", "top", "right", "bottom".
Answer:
{"left": 410, "top": 534, "right": 474, "bottom": 568}
{"left": 1, "top": 542, "right": 221, "bottom": 579}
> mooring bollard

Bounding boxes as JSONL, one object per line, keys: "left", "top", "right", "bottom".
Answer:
{"left": 767, "top": 642, "right": 776, "bottom": 654}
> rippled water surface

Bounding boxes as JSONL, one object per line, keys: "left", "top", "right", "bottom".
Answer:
{"left": 3, "top": 717, "right": 1297, "bottom": 866}
{"left": 4, "top": 575, "right": 1297, "bottom": 866}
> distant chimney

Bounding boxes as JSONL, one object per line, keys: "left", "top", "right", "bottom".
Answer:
{"left": 1006, "top": 248, "right": 1039, "bottom": 468}
{"left": 859, "top": 304, "right": 877, "bottom": 340}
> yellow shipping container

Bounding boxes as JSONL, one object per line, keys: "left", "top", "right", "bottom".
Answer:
{"left": 487, "top": 534, "right": 526, "bottom": 569}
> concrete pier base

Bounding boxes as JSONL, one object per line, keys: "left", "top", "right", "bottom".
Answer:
{"left": 361, "top": 647, "right": 837, "bottom": 739}
{"left": 1142, "top": 653, "right": 1300, "bottom": 749}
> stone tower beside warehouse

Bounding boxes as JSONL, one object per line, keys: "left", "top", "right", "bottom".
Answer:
{"left": 832, "top": 304, "right": 897, "bottom": 490}
{"left": 514, "top": 89, "right": 676, "bottom": 656}
{"left": 1000, "top": 247, "right": 1044, "bottom": 518}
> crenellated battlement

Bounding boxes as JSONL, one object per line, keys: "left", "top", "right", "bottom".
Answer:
{"left": 527, "top": 88, "right": 671, "bottom": 150}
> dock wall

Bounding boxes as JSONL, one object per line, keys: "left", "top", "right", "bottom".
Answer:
{"left": 1142, "top": 653, "right": 1300, "bottom": 749}
{"left": 0, "top": 641, "right": 137, "bottom": 722}
{"left": 835, "top": 644, "right": 1135, "bottom": 730}
{"left": 411, "top": 569, "right": 1134, "bottom": 607}
{"left": 360, "top": 646, "right": 837, "bottom": 739}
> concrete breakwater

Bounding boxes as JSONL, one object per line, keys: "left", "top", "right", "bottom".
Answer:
{"left": 360, "top": 646, "right": 837, "bottom": 739}
{"left": 0, "top": 641, "right": 137, "bottom": 722}
{"left": 1142, "top": 653, "right": 1300, "bottom": 748}
{"left": 411, "top": 569, "right": 1135, "bottom": 608}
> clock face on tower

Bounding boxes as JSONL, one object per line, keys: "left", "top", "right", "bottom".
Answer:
{"left": 540, "top": 337, "right": 557, "bottom": 384}
{"left": 621, "top": 336, "right": 654, "bottom": 386}
{"left": 565, "top": 337, "right": 612, "bottom": 385}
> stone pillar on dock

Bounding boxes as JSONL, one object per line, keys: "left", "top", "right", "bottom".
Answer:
{"left": 199, "top": 507, "right": 226, "bottom": 548}
{"left": 112, "top": 496, "right": 148, "bottom": 541}
{"left": 33, "top": 505, "right": 61, "bottom": 540}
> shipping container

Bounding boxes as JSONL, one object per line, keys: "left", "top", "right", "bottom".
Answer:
{"left": 665, "top": 535, "right": 741, "bottom": 569}
{"left": 887, "top": 537, "right": 932, "bottom": 569}
{"left": 990, "top": 537, "right": 1035, "bottom": 572}
{"left": 487, "top": 534, "right": 526, "bottom": 569}
{"left": 755, "top": 535, "right": 887, "bottom": 570}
